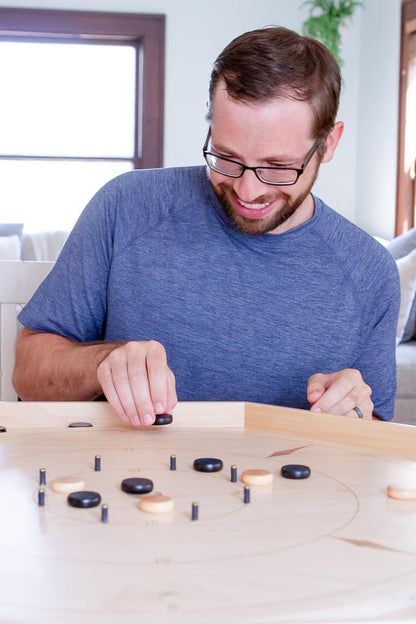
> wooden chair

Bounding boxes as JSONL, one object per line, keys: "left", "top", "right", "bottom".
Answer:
{"left": 0, "top": 261, "right": 53, "bottom": 401}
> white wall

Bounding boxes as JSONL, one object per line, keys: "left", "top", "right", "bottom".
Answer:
{"left": 355, "top": 0, "right": 402, "bottom": 239}
{"left": 0, "top": 0, "right": 402, "bottom": 236}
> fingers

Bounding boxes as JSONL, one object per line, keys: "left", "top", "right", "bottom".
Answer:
{"left": 97, "top": 340, "right": 177, "bottom": 426}
{"left": 307, "top": 369, "right": 373, "bottom": 420}
{"left": 306, "top": 372, "right": 329, "bottom": 405}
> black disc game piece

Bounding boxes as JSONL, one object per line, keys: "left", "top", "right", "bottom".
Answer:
{"left": 121, "top": 477, "right": 154, "bottom": 494}
{"left": 193, "top": 458, "right": 223, "bottom": 473}
{"left": 68, "top": 422, "right": 93, "bottom": 428}
{"left": 0, "top": 426, "right": 6, "bottom": 433}
{"left": 152, "top": 413, "right": 173, "bottom": 426}
{"left": 67, "top": 491, "right": 101, "bottom": 508}
{"left": 281, "top": 464, "right": 311, "bottom": 479}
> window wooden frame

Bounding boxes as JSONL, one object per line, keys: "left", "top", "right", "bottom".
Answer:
{"left": 396, "top": 0, "right": 416, "bottom": 235}
{"left": 0, "top": 8, "right": 165, "bottom": 169}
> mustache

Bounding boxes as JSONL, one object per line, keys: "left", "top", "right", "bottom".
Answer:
{"left": 216, "top": 181, "right": 290, "bottom": 205}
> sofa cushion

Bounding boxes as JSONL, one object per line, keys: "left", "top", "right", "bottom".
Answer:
{"left": 0, "top": 223, "right": 23, "bottom": 259}
{"left": 0, "top": 234, "right": 21, "bottom": 259}
{"left": 0, "top": 223, "right": 23, "bottom": 239}
{"left": 396, "top": 340, "right": 416, "bottom": 398}
{"left": 388, "top": 227, "right": 416, "bottom": 260}
{"left": 388, "top": 229, "right": 416, "bottom": 342}
{"left": 21, "top": 230, "right": 68, "bottom": 261}
{"left": 396, "top": 249, "right": 416, "bottom": 343}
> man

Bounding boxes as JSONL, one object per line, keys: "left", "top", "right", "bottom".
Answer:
{"left": 13, "top": 26, "right": 400, "bottom": 425}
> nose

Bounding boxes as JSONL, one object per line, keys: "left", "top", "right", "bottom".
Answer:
{"left": 232, "top": 169, "right": 270, "bottom": 203}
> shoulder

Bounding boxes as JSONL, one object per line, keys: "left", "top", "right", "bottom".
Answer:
{"left": 85, "top": 165, "right": 206, "bottom": 208}
{"left": 315, "top": 198, "right": 398, "bottom": 283}
{"left": 311, "top": 198, "right": 400, "bottom": 321}
{"left": 73, "top": 166, "right": 208, "bottom": 248}
{"left": 105, "top": 165, "right": 206, "bottom": 200}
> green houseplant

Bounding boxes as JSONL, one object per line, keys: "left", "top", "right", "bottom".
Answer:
{"left": 302, "top": 0, "right": 364, "bottom": 66}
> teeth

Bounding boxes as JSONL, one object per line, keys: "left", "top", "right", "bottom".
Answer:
{"left": 239, "top": 200, "right": 271, "bottom": 210}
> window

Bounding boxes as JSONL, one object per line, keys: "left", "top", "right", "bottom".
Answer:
{"left": 0, "top": 8, "right": 164, "bottom": 231}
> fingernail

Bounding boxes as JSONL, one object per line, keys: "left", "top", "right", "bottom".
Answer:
{"left": 133, "top": 415, "right": 141, "bottom": 426}
{"left": 121, "top": 413, "right": 129, "bottom": 423}
{"left": 311, "top": 407, "right": 322, "bottom": 413}
{"left": 155, "top": 403, "right": 164, "bottom": 414}
{"left": 143, "top": 413, "right": 154, "bottom": 426}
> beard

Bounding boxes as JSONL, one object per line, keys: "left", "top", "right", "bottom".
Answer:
{"left": 211, "top": 172, "right": 318, "bottom": 236}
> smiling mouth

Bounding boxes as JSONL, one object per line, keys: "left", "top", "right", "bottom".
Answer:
{"left": 238, "top": 199, "right": 272, "bottom": 211}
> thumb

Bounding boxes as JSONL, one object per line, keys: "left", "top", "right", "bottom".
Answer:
{"left": 307, "top": 373, "right": 331, "bottom": 405}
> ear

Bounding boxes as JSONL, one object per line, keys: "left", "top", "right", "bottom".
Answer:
{"left": 321, "top": 121, "right": 344, "bottom": 163}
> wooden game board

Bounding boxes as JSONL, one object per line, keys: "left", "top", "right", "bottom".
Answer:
{"left": 0, "top": 401, "right": 416, "bottom": 623}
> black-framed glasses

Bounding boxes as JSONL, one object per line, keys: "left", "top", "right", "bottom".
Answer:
{"left": 203, "top": 127, "right": 321, "bottom": 186}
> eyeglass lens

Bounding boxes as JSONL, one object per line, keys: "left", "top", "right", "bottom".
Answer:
{"left": 205, "top": 153, "right": 298, "bottom": 184}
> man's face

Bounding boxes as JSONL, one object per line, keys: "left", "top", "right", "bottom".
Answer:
{"left": 208, "top": 83, "right": 331, "bottom": 235}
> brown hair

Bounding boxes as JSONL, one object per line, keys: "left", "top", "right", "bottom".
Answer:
{"left": 208, "top": 26, "right": 341, "bottom": 141}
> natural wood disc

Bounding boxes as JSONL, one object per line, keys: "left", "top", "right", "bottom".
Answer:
{"left": 51, "top": 475, "right": 86, "bottom": 493}
{"left": 387, "top": 483, "right": 416, "bottom": 500}
{"left": 138, "top": 494, "right": 174, "bottom": 514}
{"left": 241, "top": 469, "right": 274, "bottom": 486}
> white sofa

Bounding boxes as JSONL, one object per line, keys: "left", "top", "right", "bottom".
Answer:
{"left": 387, "top": 228, "right": 416, "bottom": 425}
{"left": 395, "top": 341, "right": 416, "bottom": 424}
{"left": 0, "top": 224, "right": 68, "bottom": 262}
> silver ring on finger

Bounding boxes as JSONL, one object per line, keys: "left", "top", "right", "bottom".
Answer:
{"left": 353, "top": 406, "right": 364, "bottom": 419}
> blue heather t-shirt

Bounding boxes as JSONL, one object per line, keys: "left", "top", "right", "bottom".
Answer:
{"left": 19, "top": 166, "right": 400, "bottom": 419}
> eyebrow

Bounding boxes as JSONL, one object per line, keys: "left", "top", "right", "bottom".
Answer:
{"left": 210, "top": 141, "right": 298, "bottom": 165}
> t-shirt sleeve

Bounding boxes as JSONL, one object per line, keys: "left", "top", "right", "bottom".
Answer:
{"left": 352, "top": 251, "right": 400, "bottom": 421}
{"left": 18, "top": 177, "right": 120, "bottom": 342}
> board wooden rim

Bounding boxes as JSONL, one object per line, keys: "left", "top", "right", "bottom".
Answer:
{"left": 0, "top": 400, "right": 415, "bottom": 461}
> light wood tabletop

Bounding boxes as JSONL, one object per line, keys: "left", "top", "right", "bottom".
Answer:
{"left": 0, "top": 400, "right": 415, "bottom": 623}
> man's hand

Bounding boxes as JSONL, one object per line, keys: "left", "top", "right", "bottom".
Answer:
{"left": 307, "top": 368, "right": 373, "bottom": 420}
{"left": 97, "top": 340, "right": 177, "bottom": 426}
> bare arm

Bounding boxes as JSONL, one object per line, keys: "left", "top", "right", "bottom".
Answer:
{"left": 13, "top": 328, "right": 177, "bottom": 426}
{"left": 13, "top": 328, "right": 113, "bottom": 401}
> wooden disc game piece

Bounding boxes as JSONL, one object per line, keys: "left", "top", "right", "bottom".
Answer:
{"left": 121, "top": 478, "right": 153, "bottom": 494}
{"left": 387, "top": 483, "right": 416, "bottom": 500}
{"left": 241, "top": 469, "right": 274, "bottom": 486}
{"left": 138, "top": 494, "right": 174, "bottom": 514}
{"left": 67, "top": 491, "right": 101, "bottom": 508}
{"left": 153, "top": 413, "right": 173, "bottom": 426}
{"left": 51, "top": 476, "right": 86, "bottom": 494}
{"left": 193, "top": 458, "right": 223, "bottom": 472}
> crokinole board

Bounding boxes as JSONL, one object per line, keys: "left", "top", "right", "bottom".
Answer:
{"left": 1, "top": 401, "right": 416, "bottom": 623}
